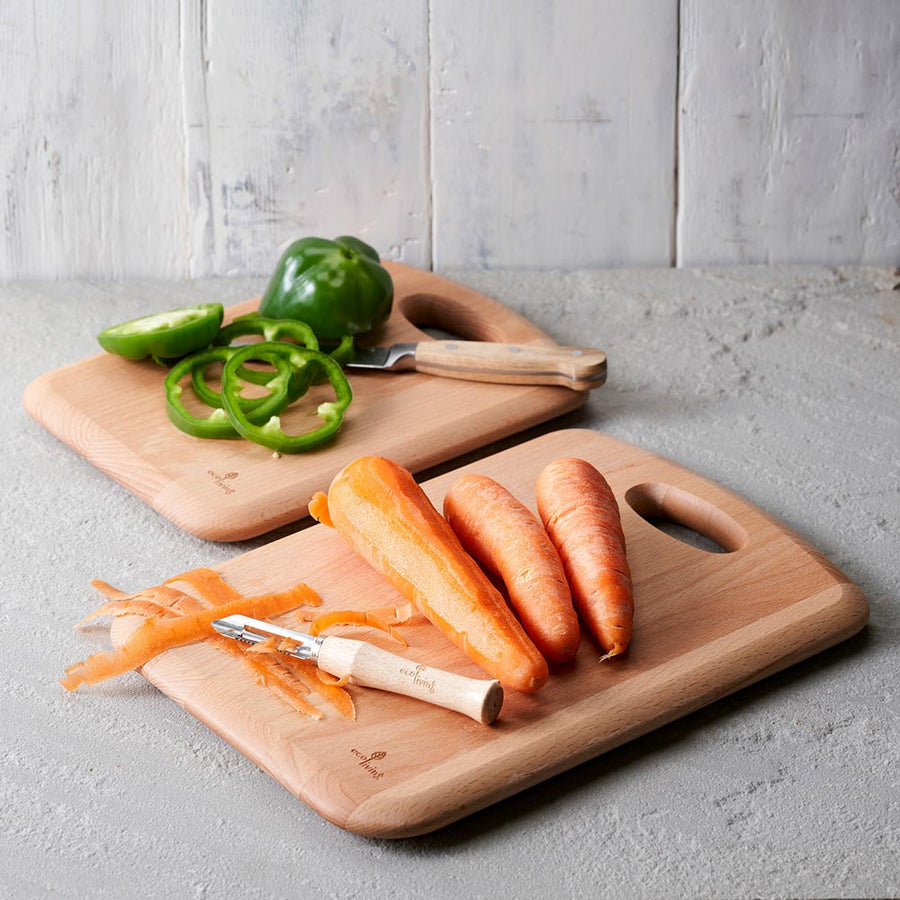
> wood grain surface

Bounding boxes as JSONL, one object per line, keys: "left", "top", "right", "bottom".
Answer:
{"left": 110, "top": 429, "right": 868, "bottom": 838}
{"left": 7, "top": 5, "right": 898, "bottom": 279}
{"left": 23, "top": 263, "right": 587, "bottom": 541}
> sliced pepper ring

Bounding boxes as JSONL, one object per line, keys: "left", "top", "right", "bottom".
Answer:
{"left": 196, "top": 323, "right": 354, "bottom": 406}
{"left": 194, "top": 316, "right": 321, "bottom": 404}
{"left": 319, "top": 334, "right": 356, "bottom": 368}
{"left": 212, "top": 315, "right": 319, "bottom": 351}
{"left": 220, "top": 342, "right": 353, "bottom": 453}
{"left": 165, "top": 347, "right": 293, "bottom": 440}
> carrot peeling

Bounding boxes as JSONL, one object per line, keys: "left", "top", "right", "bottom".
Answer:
{"left": 61, "top": 571, "right": 323, "bottom": 691}
{"left": 66, "top": 567, "right": 359, "bottom": 720}
{"left": 90, "top": 580, "right": 137, "bottom": 601}
{"left": 308, "top": 608, "right": 409, "bottom": 646}
{"left": 536, "top": 458, "right": 633, "bottom": 659}
{"left": 75, "top": 598, "right": 171, "bottom": 628}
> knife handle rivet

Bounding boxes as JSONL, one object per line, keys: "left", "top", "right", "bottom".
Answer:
{"left": 571, "top": 350, "right": 584, "bottom": 356}
{"left": 507, "top": 346, "right": 521, "bottom": 353}
{"left": 445, "top": 343, "right": 458, "bottom": 350}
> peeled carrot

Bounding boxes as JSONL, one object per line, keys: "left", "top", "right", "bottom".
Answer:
{"left": 536, "top": 458, "right": 633, "bottom": 658}
{"left": 309, "top": 456, "right": 549, "bottom": 693}
{"left": 443, "top": 473, "right": 580, "bottom": 663}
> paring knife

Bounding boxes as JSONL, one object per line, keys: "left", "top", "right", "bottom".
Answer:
{"left": 345, "top": 340, "right": 607, "bottom": 391}
{"left": 211, "top": 614, "right": 504, "bottom": 725}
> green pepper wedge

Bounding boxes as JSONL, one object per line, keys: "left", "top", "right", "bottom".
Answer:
{"left": 164, "top": 347, "right": 293, "bottom": 440}
{"left": 98, "top": 303, "right": 224, "bottom": 360}
{"left": 220, "top": 342, "right": 352, "bottom": 453}
{"left": 258, "top": 236, "right": 393, "bottom": 339}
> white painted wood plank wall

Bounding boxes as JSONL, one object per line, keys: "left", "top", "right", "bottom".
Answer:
{"left": 2, "top": 1, "right": 897, "bottom": 280}
{"left": 678, "top": 0, "right": 900, "bottom": 266}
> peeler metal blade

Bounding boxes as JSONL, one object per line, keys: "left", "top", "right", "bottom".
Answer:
{"left": 210, "top": 614, "right": 324, "bottom": 661}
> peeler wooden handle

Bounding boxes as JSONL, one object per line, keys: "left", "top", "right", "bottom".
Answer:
{"left": 317, "top": 636, "right": 504, "bottom": 725}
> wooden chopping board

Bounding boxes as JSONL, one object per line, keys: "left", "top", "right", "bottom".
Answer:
{"left": 23, "top": 263, "right": 587, "bottom": 541}
{"left": 106, "top": 429, "right": 868, "bottom": 839}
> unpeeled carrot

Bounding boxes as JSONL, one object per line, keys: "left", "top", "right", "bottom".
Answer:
{"left": 536, "top": 458, "right": 633, "bottom": 658}
{"left": 309, "top": 456, "right": 549, "bottom": 693}
{"left": 443, "top": 473, "right": 580, "bottom": 663}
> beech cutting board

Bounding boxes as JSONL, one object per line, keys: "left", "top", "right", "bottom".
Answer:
{"left": 23, "top": 263, "right": 586, "bottom": 541}
{"left": 107, "top": 430, "right": 868, "bottom": 838}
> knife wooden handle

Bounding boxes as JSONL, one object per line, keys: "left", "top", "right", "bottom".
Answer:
{"left": 317, "top": 636, "right": 504, "bottom": 724}
{"left": 413, "top": 340, "right": 607, "bottom": 390}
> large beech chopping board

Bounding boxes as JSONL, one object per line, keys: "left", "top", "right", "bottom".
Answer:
{"left": 23, "top": 263, "right": 587, "bottom": 541}
{"left": 107, "top": 429, "right": 868, "bottom": 838}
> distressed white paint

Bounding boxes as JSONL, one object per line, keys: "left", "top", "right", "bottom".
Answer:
{"left": 190, "top": 1, "right": 431, "bottom": 276}
{"left": 1, "top": 3, "right": 186, "bottom": 279}
{"left": 1, "top": 1, "right": 898, "bottom": 279}
{"left": 430, "top": 0, "right": 678, "bottom": 269}
{"left": 678, "top": 0, "right": 900, "bottom": 266}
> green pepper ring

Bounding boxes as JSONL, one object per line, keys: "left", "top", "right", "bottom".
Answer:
{"left": 165, "top": 346, "right": 294, "bottom": 440}
{"left": 220, "top": 342, "right": 353, "bottom": 453}
{"left": 196, "top": 322, "right": 354, "bottom": 409}
{"left": 212, "top": 315, "right": 319, "bottom": 351}
{"left": 196, "top": 316, "right": 320, "bottom": 404}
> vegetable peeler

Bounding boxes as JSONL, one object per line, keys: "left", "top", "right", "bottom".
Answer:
{"left": 211, "top": 614, "right": 504, "bottom": 725}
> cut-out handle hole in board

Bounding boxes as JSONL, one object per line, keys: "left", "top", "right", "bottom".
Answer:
{"left": 398, "top": 293, "right": 513, "bottom": 343}
{"left": 624, "top": 482, "right": 749, "bottom": 554}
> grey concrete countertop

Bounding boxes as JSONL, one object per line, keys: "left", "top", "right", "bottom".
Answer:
{"left": 2, "top": 266, "right": 897, "bottom": 899}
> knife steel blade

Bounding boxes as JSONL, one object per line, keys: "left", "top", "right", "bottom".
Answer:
{"left": 346, "top": 340, "right": 607, "bottom": 390}
{"left": 211, "top": 614, "right": 503, "bottom": 724}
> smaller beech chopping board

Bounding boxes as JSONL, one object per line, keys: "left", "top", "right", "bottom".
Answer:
{"left": 107, "top": 430, "right": 868, "bottom": 838}
{"left": 23, "top": 263, "right": 587, "bottom": 542}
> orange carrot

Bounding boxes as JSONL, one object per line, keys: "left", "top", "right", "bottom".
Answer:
{"left": 443, "top": 473, "right": 580, "bottom": 663}
{"left": 536, "top": 457, "right": 633, "bottom": 658}
{"left": 309, "top": 456, "right": 549, "bottom": 693}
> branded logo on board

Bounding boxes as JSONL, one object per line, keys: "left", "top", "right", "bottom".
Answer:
{"left": 351, "top": 749, "right": 387, "bottom": 780}
{"left": 207, "top": 470, "right": 238, "bottom": 495}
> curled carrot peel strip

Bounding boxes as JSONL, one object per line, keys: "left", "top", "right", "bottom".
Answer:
{"left": 244, "top": 636, "right": 283, "bottom": 654}
{"left": 75, "top": 598, "right": 171, "bottom": 628}
{"left": 308, "top": 608, "right": 410, "bottom": 646}
{"left": 90, "top": 580, "right": 137, "bottom": 601}
{"left": 61, "top": 572, "right": 323, "bottom": 691}
{"left": 65, "top": 568, "right": 355, "bottom": 720}
{"left": 211, "top": 635, "right": 324, "bottom": 720}
{"left": 276, "top": 657, "right": 356, "bottom": 719}
{"left": 318, "top": 671, "right": 351, "bottom": 688}
{"left": 165, "top": 566, "right": 243, "bottom": 600}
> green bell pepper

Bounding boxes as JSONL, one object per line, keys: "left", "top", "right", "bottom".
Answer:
{"left": 220, "top": 342, "right": 353, "bottom": 453}
{"left": 258, "top": 236, "right": 393, "bottom": 339}
{"left": 164, "top": 346, "right": 294, "bottom": 440}
{"left": 98, "top": 303, "right": 224, "bottom": 361}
